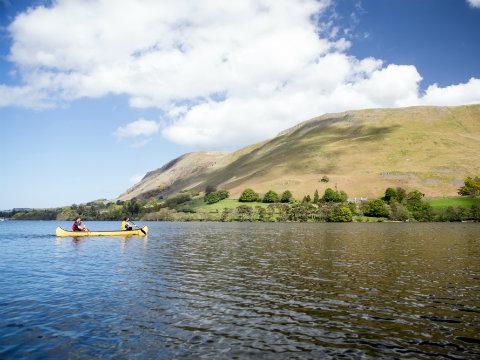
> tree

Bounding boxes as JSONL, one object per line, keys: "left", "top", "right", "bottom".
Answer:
{"left": 204, "top": 190, "right": 229, "bottom": 204}
{"left": 56, "top": 208, "right": 79, "bottom": 220}
{"left": 383, "top": 187, "right": 398, "bottom": 204}
{"left": 323, "top": 188, "right": 338, "bottom": 202}
{"left": 125, "top": 199, "right": 140, "bottom": 216}
{"left": 239, "top": 188, "right": 260, "bottom": 202}
{"left": 302, "top": 195, "right": 311, "bottom": 203}
{"left": 326, "top": 205, "right": 353, "bottom": 222}
{"left": 405, "top": 190, "right": 433, "bottom": 221}
{"left": 263, "top": 190, "right": 279, "bottom": 203}
{"left": 458, "top": 176, "right": 480, "bottom": 197}
{"left": 363, "top": 199, "right": 389, "bottom": 218}
{"left": 322, "top": 188, "right": 347, "bottom": 203}
{"left": 217, "top": 189, "right": 229, "bottom": 200}
{"left": 396, "top": 187, "right": 407, "bottom": 203}
{"left": 405, "top": 190, "right": 425, "bottom": 211}
{"left": 338, "top": 191, "right": 348, "bottom": 202}
{"left": 204, "top": 192, "right": 220, "bottom": 204}
{"left": 280, "top": 190, "right": 293, "bottom": 203}
{"left": 313, "top": 190, "right": 320, "bottom": 203}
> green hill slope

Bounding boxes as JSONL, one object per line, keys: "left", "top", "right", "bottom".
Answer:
{"left": 118, "top": 104, "right": 480, "bottom": 200}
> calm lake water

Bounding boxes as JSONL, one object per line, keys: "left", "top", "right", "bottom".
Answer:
{"left": 0, "top": 221, "right": 479, "bottom": 359}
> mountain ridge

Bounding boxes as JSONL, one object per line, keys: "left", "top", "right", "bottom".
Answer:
{"left": 118, "top": 104, "right": 480, "bottom": 201}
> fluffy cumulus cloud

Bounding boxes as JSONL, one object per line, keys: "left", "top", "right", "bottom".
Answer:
{"left": 2, "top": 0, "right": 480, "bottom": 147}
{"left": 114, "top": 118, "right": 160, "bottom": 139}
{"left": 114, "top": 118, "right": 160, "bottom": 147}
{"left": 467, "top": 0, "right": 480, "bottom": 8}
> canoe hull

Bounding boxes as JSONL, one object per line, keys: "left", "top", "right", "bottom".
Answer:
{"left": 55, "top": 226, "right": 148, "bottom": 237}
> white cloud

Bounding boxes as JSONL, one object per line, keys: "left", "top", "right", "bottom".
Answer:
{"left": 467, "top": 0, "right": 480, "bottom": 8}
{"left": 421, "top": 78, "right": 480, "bottom": 106}
{"left": 114, "top": 118, "right": 160, "bottom": 139}
{"left": 1, "top": 0, "right": 480, "bottom": 147}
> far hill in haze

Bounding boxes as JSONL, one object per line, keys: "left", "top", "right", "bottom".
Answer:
{"left": 118, "top": 104, "right": 480, "bottom": 201}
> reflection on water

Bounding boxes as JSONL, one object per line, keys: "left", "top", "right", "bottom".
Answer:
{"left": 0, "top": 221, "right": 479, "bottom": 358}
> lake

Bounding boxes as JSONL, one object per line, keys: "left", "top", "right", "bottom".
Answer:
{"left": 0, "top": 221, "right": 479, "bottom": 359}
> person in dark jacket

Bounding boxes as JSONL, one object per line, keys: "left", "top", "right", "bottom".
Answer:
{"left": 72, "top": 218, "right": 89, "bottom": 232}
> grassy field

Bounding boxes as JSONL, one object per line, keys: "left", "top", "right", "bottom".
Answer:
{"left": 428, "top": 196, "right": 480, "bottom": 208}
{"left": 185, "top": 196, "right": 480, "bottom": 213}
{"left": 185, "top": 198, "right": 269, "bottom": 212}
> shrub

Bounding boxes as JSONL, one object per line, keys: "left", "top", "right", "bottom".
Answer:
{"left": 411, "top": 203, "right": 434, "bottom": 221}
{"left": 256, "top": 206, "right": 267, "bottom": 221}
{"left": 383, "top": 187, "right": 398, "bottom": 204}
{"left": 269, "top": 203, "right": 289, "bottom": 221}
{"left": 326, "top": 205, "right": 353, "bottom": 222}
{"left": 263, "top": 190, "right": 279, "bottom": 203}
{"left": 435, "top": 206, "right": 470, "bottom": 222}
{"left": 348, "top": 202, "right": 359, "bottom": 215}
{"left": 471, "top": 204, "right": 480, "bottom": 221}
{"left": 458, "top": 176, "right": 480, "bottom": 197}
{"left": 389, "top": 202, "right": 411, "bottom": 221}
{"left": 313, "top": 190, "right": 320, "bottom": 203}
{"left": 236, "top": 205, "right": 254, "bottom": 221}
{"left": 288, "top": 203, "right": 317, "bottom": 222}
{"left": 220, "top": 208, "right": 233, "bottom": 222}
{"left": 363, "top": 199, "right": 390, "bottom": 217}
{"left": 321, "top": 175, "right": 330, "bottom": 183}
{"left": 302, "top": 195, "right": 311, "bottom": 203}
{"left": 280, "top": 190, "right": 293, "bottom": 203}
{"left": 176, "top": 205, "right": 196, "bottom": 213}
{"left": 239, "top": 188, "right": 260, "bottom": 202}
{"left": 165, "top": 193, "right": 191, "bottom": 208}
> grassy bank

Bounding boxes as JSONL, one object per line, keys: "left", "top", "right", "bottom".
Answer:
{"left": 429, "top": 196, "right": 480, "bottom": 209}
{"left": 185, "top": 198, "right": 269, "bottom": 212}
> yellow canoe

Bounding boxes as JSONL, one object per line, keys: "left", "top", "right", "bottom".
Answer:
{"left": 55, "top": 226, "right": 148, "bottom": 237}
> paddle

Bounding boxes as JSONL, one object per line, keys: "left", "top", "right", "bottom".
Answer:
{"left": 130, "top": 221, "right": 146, "bottom": 235}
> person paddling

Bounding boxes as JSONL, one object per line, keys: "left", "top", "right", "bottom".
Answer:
{"left": 72, "top": 217, "right": 89, "bottom": 232}
{"left": 121, "top": 217, "right": 134, "bottom": 231}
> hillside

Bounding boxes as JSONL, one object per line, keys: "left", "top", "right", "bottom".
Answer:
{"left": 118, "top": 104, "right": 480, "bottom": 201}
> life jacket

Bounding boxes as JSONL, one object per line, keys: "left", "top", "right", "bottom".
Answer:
{"left": 121, "top": 221, "right": 127, "bottom": 230}
{"left": 72, "top": 222, "right": 77, "bottom": 231}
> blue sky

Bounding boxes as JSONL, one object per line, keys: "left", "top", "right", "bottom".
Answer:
{"left": 1, "top": 0, "right": 480, "bottom": 209}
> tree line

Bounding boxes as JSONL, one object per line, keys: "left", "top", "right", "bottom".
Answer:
{"left": 3, "top": 177, "right": 479, "bottom": 222}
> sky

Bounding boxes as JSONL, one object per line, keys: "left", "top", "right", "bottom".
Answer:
{"left": 1, "top": 0, "right": 480, "bottom": 209}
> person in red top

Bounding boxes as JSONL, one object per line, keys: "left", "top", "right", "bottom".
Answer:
{"left": 72, "top": 217, "right": 89, "bottom": 232}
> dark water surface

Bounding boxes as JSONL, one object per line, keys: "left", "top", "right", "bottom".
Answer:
{"left": 0, "top": 221, "right": 479, "bottom": 359}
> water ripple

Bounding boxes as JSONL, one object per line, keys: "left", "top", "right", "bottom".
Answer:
{"left": 0, "top": 221, "right": 479, "bottom": 358}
